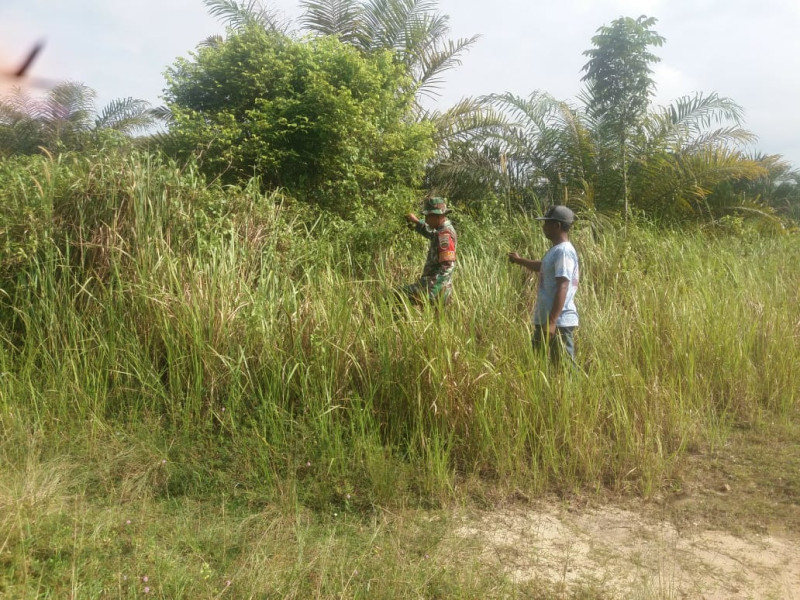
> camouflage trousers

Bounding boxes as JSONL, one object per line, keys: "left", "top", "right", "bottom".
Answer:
{"left": 396, "top": 281, "right": 452, "bottom": 308}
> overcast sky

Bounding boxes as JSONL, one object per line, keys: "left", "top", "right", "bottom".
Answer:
{"left": 3, "top": 0, "right": 799, "bottom": 166}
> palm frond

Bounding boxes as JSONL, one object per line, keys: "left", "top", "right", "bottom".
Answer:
{"left": 679, "top": 126, "right": 757, "bottom": 153}
{"left": 362, "top": 0, "right": 439, "bottom": 51}
{"left": 299, "top": 0, "right": 366, "bottom": 46}
{"left": 427, "top": 142, "right": 508, "bottom": 200}
{"left": 424, "top": 97, "right": 508, "bottom": 149}
{"left": 149, "top": 105, "right": 174, "bottom": 125}
{"left": 667, "top": 92, "right": 744, "bottom": 129}
{"left": 0, "top": 86, "right": 34, "bottom": 119}
{"left": 41, "top": 82, "right": 96, "bottom": 142}
{"left": 94, "top": 98, "right": 155, "bottom": 134}
{"left": 410, "top": 34, "right": 479, "bottom": 100}
{"left": 644, "top": 92, "right": 750, "bottom": 149}
{"left": 401, "top": 10, "right": 450, "bottom": 66}
{"left": 203, "top": 0, "right": 287, "bottom": 32}
{"left": 198, "top": 34, "right": 225, "bottom": 49}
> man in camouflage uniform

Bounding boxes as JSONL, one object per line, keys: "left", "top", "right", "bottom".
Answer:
{"left": 402, "top": 196, "right": 457, "bottom": 306}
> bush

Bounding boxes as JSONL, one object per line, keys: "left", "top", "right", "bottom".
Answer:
{"left": 164, "top": 27, "right": 434, "bottom": 218}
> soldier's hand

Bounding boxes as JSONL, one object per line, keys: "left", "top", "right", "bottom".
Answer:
{"left": 405, "top": 213, "right": 420, "bottom": 226}
{"left": 508, "top": 251, "right": 521, "bottom": 264}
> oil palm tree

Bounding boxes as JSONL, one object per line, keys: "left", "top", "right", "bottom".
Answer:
{"left": 704, "top": 153, "right": 800, "bottom": 225}
{"left": 422, "top": 97, "right": 512, "bottom": 207}
{"left": 631, "top": 92, "right": 765, "bottom": 218}
{"left": 450, "top": 91, "right": 597, "bottom": 210}
{"left": 747, "top": 155, "right": 800, "bottom": 221}
{"left": 429, "top": 90, "right": 769, "bottom": 222}
{"left": 0, "top": 82, "right": 158, "bottom": 156}
{"left": 203, "top": 0, "right": 478, "bottom": 108}
{"left": 203, "top": 0, "right": 289, "bottom": 32}
{"left": 300, "top": 0, "right": 478, "bottom": 105}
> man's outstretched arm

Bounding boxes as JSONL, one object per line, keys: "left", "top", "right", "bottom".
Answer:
{"left": 508, "top": 252, "right": 541, "bottom": 272}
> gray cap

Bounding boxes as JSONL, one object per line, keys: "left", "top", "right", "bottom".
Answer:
{"left": 535, "top": 205, "right": 575, "bottom": 224}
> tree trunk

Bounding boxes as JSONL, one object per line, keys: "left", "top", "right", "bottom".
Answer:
{"left": 621, "top": 131, "right": 629, "bottom": 224}
{"left": 622, "top": 147, "right": 629, "bottom": 224}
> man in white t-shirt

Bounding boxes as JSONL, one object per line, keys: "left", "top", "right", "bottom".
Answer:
{"left": 508, "top": 205, "right": 579, "bottom": 364}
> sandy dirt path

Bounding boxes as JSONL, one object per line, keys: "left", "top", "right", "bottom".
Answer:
{"left": 452, "top": 504, "right": 800, "bottom": 599}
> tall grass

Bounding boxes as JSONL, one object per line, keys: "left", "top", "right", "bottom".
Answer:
{"left": 2, "top": 151, "right": 799, "bottom": 595}
{"left": 2, "top": 151, "right": 798, "bottom": 504}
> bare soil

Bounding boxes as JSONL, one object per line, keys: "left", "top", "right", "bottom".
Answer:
{"left": 451, "top": 419, "right": 800, "bottom": 599}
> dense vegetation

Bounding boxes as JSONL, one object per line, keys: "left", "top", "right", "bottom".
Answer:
{"left": 164, "top": 27, "right": 433, "bottom": 215}
{"left": 1, "top": 149, "right": 799, "bottom": 596}
{"left": 1, "top": 1, "right": 799, "bottom": 596}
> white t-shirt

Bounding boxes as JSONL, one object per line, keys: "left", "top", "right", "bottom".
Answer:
{"left": 532, "top": 241, "right": 579, "bottom": 327}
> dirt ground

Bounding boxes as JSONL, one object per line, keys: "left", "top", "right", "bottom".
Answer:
{"left": 452, "top": 420, "right": 800, "bottom": 599}
{"left": 454, "top": 503, "right": 799, "bottom": 599}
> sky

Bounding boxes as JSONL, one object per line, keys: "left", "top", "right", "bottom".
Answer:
{"left": 2, "top": 0, "right": 800, "bottom": 166}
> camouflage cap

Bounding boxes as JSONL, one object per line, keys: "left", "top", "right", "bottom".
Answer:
{"left": 422, "top": 196, "right": 449, "bottom": 215}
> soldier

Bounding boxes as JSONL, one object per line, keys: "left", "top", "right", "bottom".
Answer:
{"left": 401, "top": 196, "right": 457, "bottom": 307}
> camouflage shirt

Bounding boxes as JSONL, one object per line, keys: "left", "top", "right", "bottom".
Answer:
{"left": 413, "top": 219, "right": 457, "bottom": 302}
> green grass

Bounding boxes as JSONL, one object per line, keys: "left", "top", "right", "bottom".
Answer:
{"left": 1, "top": 151, "right": 799, "bottom": 596}
{"left": 0, "top": 450, "right": 506, "bottom": 598}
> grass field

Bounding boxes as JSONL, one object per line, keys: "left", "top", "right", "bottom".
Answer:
{"left": 1, "top": 152, "right": 798, "bottom": 597}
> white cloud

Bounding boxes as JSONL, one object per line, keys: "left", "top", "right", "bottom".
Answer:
{"left": 651, "top": 63, "right": 695, "bottom": 106}
{"left": 613, "top": 0, "right": 665, "bottom": 17}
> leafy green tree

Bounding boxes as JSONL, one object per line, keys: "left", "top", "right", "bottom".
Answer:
{"left": 164, "top": 26, "right": 434, "bottom": 215}
{"left": 201, "top": 0, "right": 480, "bottom": 208}
{"left": 0, "top": 82, "right": 157, "bottom": 156}
{"left": 581, "top": 15, "right": 665, "bottom": 219}
{"left": 299, "top": 0, "right": 479, "bottom": 107}
{"left": 299, "top": 0, "right": 485, "bottom": 204}
{"left": 203, "top": 0, "right": 479, "bottom": 117}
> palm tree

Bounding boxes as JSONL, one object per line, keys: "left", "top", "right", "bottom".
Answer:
{"left": 428, "top": 89, "right": 772, "bottom": 222}
{"left": 203, "top": 0, "right": 478, "bottom": 108}
{"left": 704, "top": 153, "right": 800, "bottom": 225}
{"left": 631, "top": 93, "right": 765, "bottom": 219}
{"left": 0, "top": 82, "right": 158, "bottom": 156}
{"left": 301, "top": 0, "right": 478, "bottom": 105}
{"left": 423, "top": 97, "right": 513, "bottom": 208}
{"left": 748, "top": 155, "right": 800, "bottom": 221}
{"left": 203, "top": 0, "right": 289, "bottom": 32}
{"left": 434, "top": 92, "right": 598, "bottom": 211}
{"left": 0, "top": 89, "right": 45, "bottom": 155}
